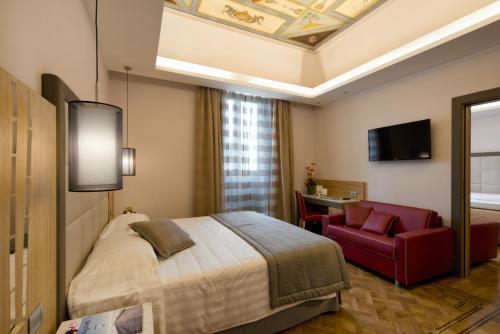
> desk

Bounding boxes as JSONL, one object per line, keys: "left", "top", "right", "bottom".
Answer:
{"left": 302, "top": 194, "right": 359, "bottom": 211}
{"left": 300, "top": 195, "right": 359, "bottom": 234}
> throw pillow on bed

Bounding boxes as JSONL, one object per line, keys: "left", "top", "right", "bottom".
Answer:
{"left": 345, "top": 205, "right": 373, "bottom": 228}
{"left": 360, "top": 211, "right": 398, "bottom": 235}
{"left": 130, "top": 219, "right": 195, "bottom": 258}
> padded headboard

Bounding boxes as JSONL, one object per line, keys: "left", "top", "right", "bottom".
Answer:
{"left": 42, "top": 74, "right": 112, "bottom": 323}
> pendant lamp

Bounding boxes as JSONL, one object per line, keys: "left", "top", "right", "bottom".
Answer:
{"left": 122, "top": 66, "right": 136, "bottom": 176}
{"left": 68, "top": 0, "right": 123, "bottom": 192}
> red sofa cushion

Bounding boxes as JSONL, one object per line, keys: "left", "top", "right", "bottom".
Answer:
{"left": 361, "top": 211, "right": 397, "bottom": 235}
{"left": 345, "top": 205, "right": 372, "bottom": 228}
{"left": 359, "top": 200, "right": 438, "bottom": 234}
{"left": 328, "top": 225, "right": 395, "bottom": 259}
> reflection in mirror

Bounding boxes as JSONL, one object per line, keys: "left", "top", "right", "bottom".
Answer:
{"left": 10, "top": 82, "right": 17, "bottom": 330}
{"left": 23, "top": 110, "right": 32, "bottom": 319}
{"left": 469, "top": 99, "right": 500, "bottom": 269}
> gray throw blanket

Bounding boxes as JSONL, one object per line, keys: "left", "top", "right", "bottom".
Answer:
{"left": 211, "top": 211, "right": 351, "bottom": 308}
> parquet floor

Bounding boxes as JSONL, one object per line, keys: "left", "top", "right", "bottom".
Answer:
{"left": 284, "top": 248, "right": 500, "bottom": 334}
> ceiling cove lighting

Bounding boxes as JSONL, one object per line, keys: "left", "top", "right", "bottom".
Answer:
{"left": 471, "top": 100, "right": 500, "bottom": 113}
{"left": 156, "top": 0, "right": 500, "bottom": 98}
{"left": 155, "top": 56, "right": 314, "bottom": 97}
{"left": 68, "top": 0, "right": 123, "bottom": 192}
{"left": 122, "top": 66, "right": 136, "bottom": 176}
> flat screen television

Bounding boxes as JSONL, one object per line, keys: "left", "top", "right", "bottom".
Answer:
{"left": 368, "top": 119, "right": 431, "bottom": 161}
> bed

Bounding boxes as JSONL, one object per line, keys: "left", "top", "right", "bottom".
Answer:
{"left": 67, "top": 212, "right": 351, "bottom": 334}
{"left": 471, "top": 192, "right": 500, "bottom": 211}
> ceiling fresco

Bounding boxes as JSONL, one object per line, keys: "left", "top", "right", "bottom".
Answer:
{"left": 164, "top": 0, "right": 385, "bottom": 49}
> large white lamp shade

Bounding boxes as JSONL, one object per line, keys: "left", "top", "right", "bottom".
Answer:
{"left": 68, "top": 101, "right": 123, "bottom": 191}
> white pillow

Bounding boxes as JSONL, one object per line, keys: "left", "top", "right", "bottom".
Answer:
{"left": 68, "top": 230, "right": 161, "bottom": 318}
{"left": 99, "top": 213, "right": 149, "bottom": 239}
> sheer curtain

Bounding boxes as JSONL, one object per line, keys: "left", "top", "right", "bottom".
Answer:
{"left": 222, "top": 92, "right": 294, "bottom": 221}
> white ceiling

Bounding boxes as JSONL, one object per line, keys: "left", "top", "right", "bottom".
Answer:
{"left": 94, "top": 0, "right": 500, "bottom": 106}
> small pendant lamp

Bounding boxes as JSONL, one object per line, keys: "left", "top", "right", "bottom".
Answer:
{"left": 122, "top": 66, "right": 136, "bottom": 176}
{"left": 68, "top": 0, "right": 123, "bottom": 192}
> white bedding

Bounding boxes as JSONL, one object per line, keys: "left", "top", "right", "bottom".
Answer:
{"left": 471, "top": 192, "right": 500, "bottom": 210}
{"left": 68, "top": 215, "right": 335, "bottom": 334}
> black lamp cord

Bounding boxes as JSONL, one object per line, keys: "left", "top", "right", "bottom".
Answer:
{"left": 95, "top": 0, "right": 99, "bottom": 102}
{"left": 126, "top": 68, "right": 129, "bottom": 147}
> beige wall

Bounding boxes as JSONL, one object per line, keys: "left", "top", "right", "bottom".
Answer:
{"left": 313, "top": 46, "right": 500, "bottom": 224}
{"left": 159, "top": 9, "right": 308, "bottom": 86}
{"left": 318, "top": 0, "right": 496, "bottom": 78}
{"left": 109, "top": 72, "right": 196, "bottom": 220}
{"left": 109, "top": 72, "right": 317, "bottom": 219}
{"left": 0, "top": 0, "right": 111, "bottom": 222}
{"left": 0, "top": 0, "right": 109, "bottom": 100}
{"left": 292, "top": 103, "right": 317, "bottom": 193}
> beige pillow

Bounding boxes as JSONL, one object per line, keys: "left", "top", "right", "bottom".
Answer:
{"left": 129, "top": 219, "right": 195, "bottom": 258}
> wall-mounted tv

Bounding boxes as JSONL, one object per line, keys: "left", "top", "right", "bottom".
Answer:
{"left": 368, "top": 119, "right": 431, "bottom": 161}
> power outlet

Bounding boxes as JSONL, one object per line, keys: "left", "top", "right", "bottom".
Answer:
{"left": 29, "top": 303, "right": 44, "bottom": 334}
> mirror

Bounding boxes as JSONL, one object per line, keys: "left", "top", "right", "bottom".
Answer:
{"left": 469, "top": 100, "right": 500, "bottom": 269}
{"left": 9, "top": 82, "right": 32, "bottom": 331}
{"left": 9, "top": 82, "right": 17, "bottom": 331}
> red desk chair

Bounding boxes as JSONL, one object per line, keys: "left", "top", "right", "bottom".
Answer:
{"left": 295, "top": 191, "right": 324, "bottom": 229}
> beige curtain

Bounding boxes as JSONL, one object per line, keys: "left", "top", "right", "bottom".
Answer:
{"left": 194, "top": 87, "right": 225, "bottom": 216}
{"left": 273, "top": 99, "right": 294, "bottom": 222}
{"left": 195, "top": 87, "right": 294, "bottom": 222}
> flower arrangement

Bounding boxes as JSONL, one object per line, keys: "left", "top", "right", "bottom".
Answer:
{"left": 304, "top": 162, "right": 317, "bottom": 194}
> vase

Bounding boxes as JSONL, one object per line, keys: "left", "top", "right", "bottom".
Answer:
{"left": 306, "top": 179, "right": 316, "bottom": 195}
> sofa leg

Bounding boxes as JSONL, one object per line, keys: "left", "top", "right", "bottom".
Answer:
{"left": 337, "top": 291, "right": 342, "bottom": 305}
{"left": 395, "top": 280, "right": 400, "bottom": 287}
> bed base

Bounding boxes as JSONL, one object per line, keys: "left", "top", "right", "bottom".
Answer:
{"left": 217, "top": 296, "right": 339, "bottom": 334}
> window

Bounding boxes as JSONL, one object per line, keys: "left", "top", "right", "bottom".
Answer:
{"left": 222, "top": 92, "right": 278, "bottom": 215}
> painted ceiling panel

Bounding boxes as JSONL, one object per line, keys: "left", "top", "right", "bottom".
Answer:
{"left": 164, "top": 0, "right": 386, "bottom": 49}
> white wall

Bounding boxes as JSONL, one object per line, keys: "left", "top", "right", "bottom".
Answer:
{"left": 108, "top": 72, "right": 317, "bottom": 219}
{"left": 471, "top": 109, "right": 500, "bottom": 153}
{"left": 313, "top": 47, "right": 500, "bottom": 223}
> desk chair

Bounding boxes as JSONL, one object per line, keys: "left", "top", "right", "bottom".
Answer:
{"left": 295, "top": 191, "right": 324, "bottom": 230}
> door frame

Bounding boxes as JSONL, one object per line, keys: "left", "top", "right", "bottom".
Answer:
{"left": 451, "top": 87, "right": 500, "bottom": 277}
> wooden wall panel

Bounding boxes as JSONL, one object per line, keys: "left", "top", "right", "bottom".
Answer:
{"left": 314, "top": 179, "right": 366, "bottom": 200}
{"left": 0, "top": 64, "right": 14, "bottom": 333}
{"left": 0, "top": 67, "right": 56, "bottom": 334}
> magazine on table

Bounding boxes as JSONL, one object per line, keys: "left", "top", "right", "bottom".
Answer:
{"left": 64, "top": 305, "right": 144, "bottom": 334}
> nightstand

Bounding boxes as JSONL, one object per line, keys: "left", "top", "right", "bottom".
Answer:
{"left": 56, "top": 303, "right": 153, "bottom": 334}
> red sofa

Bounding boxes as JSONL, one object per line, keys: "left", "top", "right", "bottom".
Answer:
{"left": 322, "top": 200, "right": 454, "bottom": 286}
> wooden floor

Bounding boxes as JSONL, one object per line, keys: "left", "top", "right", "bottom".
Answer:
{"left": 284, "top": 248, "right": 500, "bottom": 334}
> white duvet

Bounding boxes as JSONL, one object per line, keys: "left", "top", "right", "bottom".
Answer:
{"left": 68, "top": 214, "right": 335, "bottom": 333}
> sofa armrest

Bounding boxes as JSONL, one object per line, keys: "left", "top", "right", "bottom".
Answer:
{"left": 395, "top": 227, "right": 454, "bottom": 286}
{"left": 322, "top": 214, "right": 346, "bottom": 236}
